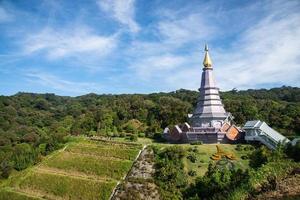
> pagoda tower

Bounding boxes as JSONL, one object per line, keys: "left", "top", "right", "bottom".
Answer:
{"left": 190, "top": 45, "right": 229, "bottom": 128}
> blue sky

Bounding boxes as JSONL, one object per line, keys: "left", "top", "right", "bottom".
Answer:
{"left": 0, "top": 0, "right": 300, "bottom": 96}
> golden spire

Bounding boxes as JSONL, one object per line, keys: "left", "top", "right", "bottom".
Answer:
{"left": 203, "top": 44, "right": 212, "bottom": 68}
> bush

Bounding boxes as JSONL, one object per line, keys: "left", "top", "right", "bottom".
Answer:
{"left": 190, "top": 141, "right": 203, "bottom": 145}
{"left": 188, "top": 170, "right": 196, "bottom": 177}
{"left": 154, "top": 146, "right": 187, "bottom": 199}
{"left": 119, "top": 132, "right": 126, "bottom": 137}
{"left": 187, "top": 154, "right": 197, "bottom": 163}
{"left": 285, "top": 141, "right": 300, "bottom": 162}
{"left": 188, "top": 147, "right": 198, "bottom": 153}
{"left": 12, "top": 143, "right": 39, "bottom": 170}
{"left": 0, "top": 160, "right": 12, "bottom": 179}
{"left": 235, "top": 144, "right": 243, "bottom": 151}
{"left": 184, "top": 163, "right": 250, "bottom": 199}
{"left": 38, "top": 143, "right": 47, "bottom": 156}
{"left": 249, "top": 146, "right": 270, "bottom": 168}
{"left": 129, "top": 135, "right": 138, "bottom": 142}
{"left": 138, "top": 132, "right": 145, "bottom": 137}
{"left": 244, "top": 145, "right": 254, "bottom": 151}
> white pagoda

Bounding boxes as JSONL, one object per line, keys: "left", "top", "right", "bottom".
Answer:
{"left": 189, "top": 44, "right": 230, "bottom": 128}
{"left": 163, "top": 45, "right": 241, "bottom": 143}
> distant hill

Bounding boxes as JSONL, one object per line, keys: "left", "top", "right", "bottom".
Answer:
{"left": 0, "top": 86, "right": 299, "bottom": 143}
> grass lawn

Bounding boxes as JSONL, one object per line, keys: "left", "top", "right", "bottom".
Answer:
{"left": 181, "top": 144, "right": 253, "bottom": 181}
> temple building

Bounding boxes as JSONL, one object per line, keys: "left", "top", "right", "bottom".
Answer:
{"left": 163, "top": 45, "right": 242, "bottom": 143}
{"left": 163, "top": 44, "right": 292, "bottom": 147}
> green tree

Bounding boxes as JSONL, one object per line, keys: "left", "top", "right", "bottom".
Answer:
{"left": 12, "top": 143, "right": 39, "bottom": 170}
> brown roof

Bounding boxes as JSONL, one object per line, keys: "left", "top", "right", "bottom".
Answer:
{"left": 221, "top": 122, "right": 231, "bottom": 132}
{"left": 226, "top": 125, "right": 241, "bottom": 141}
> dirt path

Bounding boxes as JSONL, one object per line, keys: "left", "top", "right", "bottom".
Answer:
{"left": 112, "top": 146, "right": 160, "bottom": 200}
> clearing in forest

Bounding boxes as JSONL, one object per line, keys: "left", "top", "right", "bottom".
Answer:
{"left": 0, "top": 138, "right": 142, "bottom": 200}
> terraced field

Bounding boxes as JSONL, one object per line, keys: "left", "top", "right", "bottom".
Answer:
{"left": 0, "top": 138, "right": 142, "bottom": 200}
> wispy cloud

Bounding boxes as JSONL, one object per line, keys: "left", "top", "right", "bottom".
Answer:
{"left": 0, "top": 6, "right": 13, "bottom": 23}
{"left": 125, "top": 8, "right": 216, "bottom": 89}
{"left": 25, "top": 72, "right": 102, "bottom": 94}
{"left": 158, "top": 13, "right": 215, "bottom": 45}
{"left": 131, "top": 54, "right": 187, "bottom": 80}
{"left": 1, "top": 0, "right": 300, "bottom": 96}
{"left": 97, "top": 0, "right": 140, "bottom": 33}
{"left": 126, "top": 0, "right": 300, "bottom": 92}
{"left": 214, "top": 1, "right": 300, "bottom": 90}
{"left": 22, "top": 27, "right": 118, "bottom": 60}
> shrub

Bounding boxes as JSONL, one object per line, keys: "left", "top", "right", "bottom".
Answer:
{"left": 0, "top": 160, "right": 12, "bottom": 179}
{"left": 188, "top": 147, "right": 198, "bottom": 153}
{"left": 129, "top": 135, "right": 138, "bottom": 142}
{"left": 12, "top": 143, "right": 39, "bottom": 170}
{"left": 235, "top": 144, "right": 243, "bottom": 151}
{"left": 249, "top": 146, "right": 270, "bottom": 168}
{"left": 153, "top": 146, "right": 187, "bottom": 199}
{"left": 187, "top": 154, "right": 197, "bottom": 163}
{"left": 188, "top": 170, "right": 196, "bottom": 177}
{"left": 184, "top": 163, "right": 250, "bottom": 199}
{"left": 38, "top": 143, "right": 47, "bottom": 156}
{"left": 138, "top": 132, "right": 145, "bottom": 137}
{"left": 285, "top": 141, "right": 300, "bottom": 162}
{"left": 190, "top": 141, "right": 203, "bottom": 145}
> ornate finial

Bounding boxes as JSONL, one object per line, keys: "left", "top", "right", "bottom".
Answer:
{"left": 203, "top": 44, "right": 212, "bottom": 68}
{"left": 205, "top": 44, "right": 209, "bottom": 51}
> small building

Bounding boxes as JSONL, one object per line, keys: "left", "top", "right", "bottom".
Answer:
{"left": 243, "top": 120, "right": 290, "bottom": 149}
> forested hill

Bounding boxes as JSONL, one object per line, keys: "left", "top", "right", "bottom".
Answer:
{"left": 0, "top": 86, "right": 299, "bottom": 147}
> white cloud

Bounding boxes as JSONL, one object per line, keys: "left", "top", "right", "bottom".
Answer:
{"left": 158, "top": 13, "right": 214, "bottom": 44}
{"left": 127, "top": 0, "right": 300, "bottom": 92}
{"left": 125, "top": 10, "right": 214, "bottom": 88}
{"left": 23, "top": 27, "right": 118, "bottom": 59}
{"left": 131, "top": 54, "right": 187, "bottom": 80}
{"left": 214, "top": 5, "right": 300, "bottom": 90}
{"left": 25, "top": 72, "right": 101, "bottom": 94}
{"left": 97, "top": 0, "right": 140, "bottom": 33}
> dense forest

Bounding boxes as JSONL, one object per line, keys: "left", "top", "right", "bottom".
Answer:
{"left": 0, "top": 86, "right": 300, "bottom": 178}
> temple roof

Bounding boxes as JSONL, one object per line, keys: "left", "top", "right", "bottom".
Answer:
{"left": 203, "top": 44, "right": 212, "bottom": 68}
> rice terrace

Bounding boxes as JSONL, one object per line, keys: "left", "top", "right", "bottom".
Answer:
{"left": 0, "top": 137, "right": 142, "bottom": 200}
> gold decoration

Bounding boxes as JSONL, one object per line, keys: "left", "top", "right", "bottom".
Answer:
{"left": 211, "top": 145, "right": 236, "bottom": 160}
{"left": 203, "top": 44, "right": 213, "bottom": 68}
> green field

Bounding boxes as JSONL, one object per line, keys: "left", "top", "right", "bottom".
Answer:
{"left": 0, "top": 138, "right": 142, "bottom": 200}
{"left": 181, "top": 144, "right": 252, "bottom": 179}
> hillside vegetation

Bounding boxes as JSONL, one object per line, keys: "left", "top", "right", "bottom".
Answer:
{"left": 0, "top": 138, "right": 142, "bottom": 200}
{"left": 0, "top": 86, "right": 299, "bottom": 179}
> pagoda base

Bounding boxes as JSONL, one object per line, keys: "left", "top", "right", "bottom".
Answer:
{"left": 163, "top": 122, "right": 244, "bottom": 144}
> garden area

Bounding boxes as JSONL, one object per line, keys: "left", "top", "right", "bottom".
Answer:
{"left": 150, "top": 141, "right": 300, "bottom": 200}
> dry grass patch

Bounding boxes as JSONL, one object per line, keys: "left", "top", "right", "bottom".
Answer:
{"left": 18, "top": 171, "right": 116, "bottom": 200}
{"left": 41, "top": 151, "right": 133, "bottom": 180}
